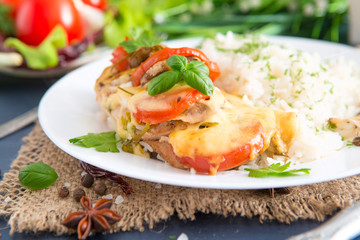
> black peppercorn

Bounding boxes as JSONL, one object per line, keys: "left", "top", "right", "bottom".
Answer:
{"left": 353, "top": 137, "right": 360, "bottom": 146}
{"left": 81, "top": 174, "right": 94, "bottom": 188}
{"left": 94, "top": 182, "right": 107, "bottom": 196}
{"left": 73, "top": 188, "right": 85, "bottom": 202}
{"left": 58, "top": 187, "right": 69, "bottom": 198}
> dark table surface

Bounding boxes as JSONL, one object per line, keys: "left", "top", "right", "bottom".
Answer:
{"left": 0, "top": 73, "right": 358, "bottom": 240}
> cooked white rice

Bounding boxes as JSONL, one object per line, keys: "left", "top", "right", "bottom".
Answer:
{"left": 201, "top": 32, "right": 360, "bottom": 162}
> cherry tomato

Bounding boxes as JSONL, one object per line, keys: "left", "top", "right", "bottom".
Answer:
{"left": 0, "top": 0, "right": 23, "bottom": 17}
{"left": 132, "top": 47, "right": 221, "bottom": 86}
{"left": 0, "top": 0, "right": 22, "bottom": 7}
{"left": 110, "top": 46, "right": 130, "bottom": 71}
{"left": 81, "top": 0, "right": 106, "bottom": 10}
{"left": 175, "top": 122, "right": 264, "bottom": 175}
{"left": 132, "top": 86, "right": 209, "bottom": 125}
{"left": 15, "top": 0, "right": 84, "bottom": 46}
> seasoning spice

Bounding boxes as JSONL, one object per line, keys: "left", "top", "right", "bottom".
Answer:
{"left": 63, "top": 196, "right": 121, "bottom": 239}
{"left": 94, "top": 182, "right": 107, "bottom": 196}
{"left": 79, "top": 161, "right": 135, "bottom": 195}
{"left": 353, "top": 136, "right": 360, "bottom": 146}
{"left": 81, "top": 174, "right": 94, "bottom": 188}
{"left": 58, "top": 187, "right": 69, "bottom": 198}
{"left": 73, "top": 188, "right": 85, "bottom": 202}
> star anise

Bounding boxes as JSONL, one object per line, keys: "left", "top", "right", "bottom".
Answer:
{"left": 63, "top": 196, "right": 121, "bottom": 239}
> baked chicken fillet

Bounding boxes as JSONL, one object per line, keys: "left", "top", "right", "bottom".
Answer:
{"left": 95, "top": 44, "right": 298, "bottom": 175}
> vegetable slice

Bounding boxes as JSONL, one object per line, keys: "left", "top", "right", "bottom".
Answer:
{"left": 111, "top": 45, "right": 130, "bottom": 71}
{"left": 131, "top": 47, "right": 221, "bottom": 86}
{"left": 132, "top": 86, "right": 209, "bottom": 124}
{"left": 175, "top": 121, "right": 264, "bottom": 175}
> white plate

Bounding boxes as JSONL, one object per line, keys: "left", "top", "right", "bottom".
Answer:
{"left": 39, "top": 36, "right": 360, "bottom": 189}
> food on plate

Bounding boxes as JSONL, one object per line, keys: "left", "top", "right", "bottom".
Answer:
{"left": 70, "top": 32, "right": 360, "bottom": 176}
{"left": 94, "top": 34, "right": 300, "bottom": 175}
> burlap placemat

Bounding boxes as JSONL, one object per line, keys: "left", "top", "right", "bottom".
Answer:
{"left": 1, "top": 123, "right": 360, "bottom": 236}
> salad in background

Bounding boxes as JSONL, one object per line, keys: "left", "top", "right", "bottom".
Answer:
{"left": 0, "top": 0, "right": 106, "bottom": 70}
{"left": 0, "top": 0, "right": 349, "bottom": 72}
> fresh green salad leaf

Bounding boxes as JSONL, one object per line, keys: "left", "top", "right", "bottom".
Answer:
{"left": 69, "top": 131, "right": 121, "bottom": 153}
{"left": 244, "top": 162, "right": 310, "bottom": 178}
{"left": 0, "top": 4, "right": 15, "bottom": 36}
{"left": 148, "top": 54, "right": 213, "bottom": 96}
{"left": 103, "top": 0, "right": 152, "bottom": 48}
{"left": 103, "top": 11, "right": 128, "bottom": 48}
{"left": 5, "top": 25, "right": 67, "bottom": 70}
{"left": 119, "top": 30, "right": 164, "bottom": 53}
{"left": 18, "top": 162, "right": 58, "bottom": 190}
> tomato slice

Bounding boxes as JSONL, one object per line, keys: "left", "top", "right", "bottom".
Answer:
{"left": 131, "top": 86, "right": 209, "bottom": 124}
{"left": 110, "top": 46, "right": 130, "bottom": 71}
{"left": 132, "top": 47, "right": 221, "bottom": 86}
{"left": 175, "top": 122, "right": 264, "bottom": 175}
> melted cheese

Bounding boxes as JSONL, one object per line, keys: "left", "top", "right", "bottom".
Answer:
{"left": 169, "top": 91, "right": 298, "bottom": 160}
{"left": 173, "top": 87, "right": 227, "bottom": 123}
{"left": 105, "top": 86, "right": 142, "bottom": 139}
{"left": 105, "top": 83, "right": 298, "bottom": 166}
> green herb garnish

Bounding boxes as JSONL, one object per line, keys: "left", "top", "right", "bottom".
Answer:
{"left": 117, "top": 86, "right": 134, "bottom": 96}
{"left": 119, "top": 31, "right": 164, "bottom": 53}
{"left": 148, "top": 54, "right": 213, "bottom": 96}
{"left": 327, "top": 120, "right": 337, "bottom": 131}
{"left": 244, "top": 162, "right": 310, "bottom": 178}
{"left": 18, "top": 162, "right": 58, "bottom": 190}
{"left": 69, "top": 132, "right": 122, "bottom": 153}
{"left": 346, "top": 140, "right": 354, "bottom": 146}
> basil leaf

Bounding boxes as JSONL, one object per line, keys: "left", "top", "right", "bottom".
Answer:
{"left": 69, "top": 131, "right": 120, "bottom": 153}
{"left": 146, "top": 54, "right": 214, "bottom": 97}
{"left": 18, "top": 162, "right": 58, "bottom": 190}
{"left": 183, "top": 61, "right": 213, "bottom": 96}
{"left": 166, "top": 55, "right": 187, "bottom": 72}
{"left": 244, "top": 162, "right": 310, "bottom": 178}
{"left": 148, "top": 70, "right": 181, "bottom": 96}
{"left": 186, "top": 60, "right": 209, "bottom": 75}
